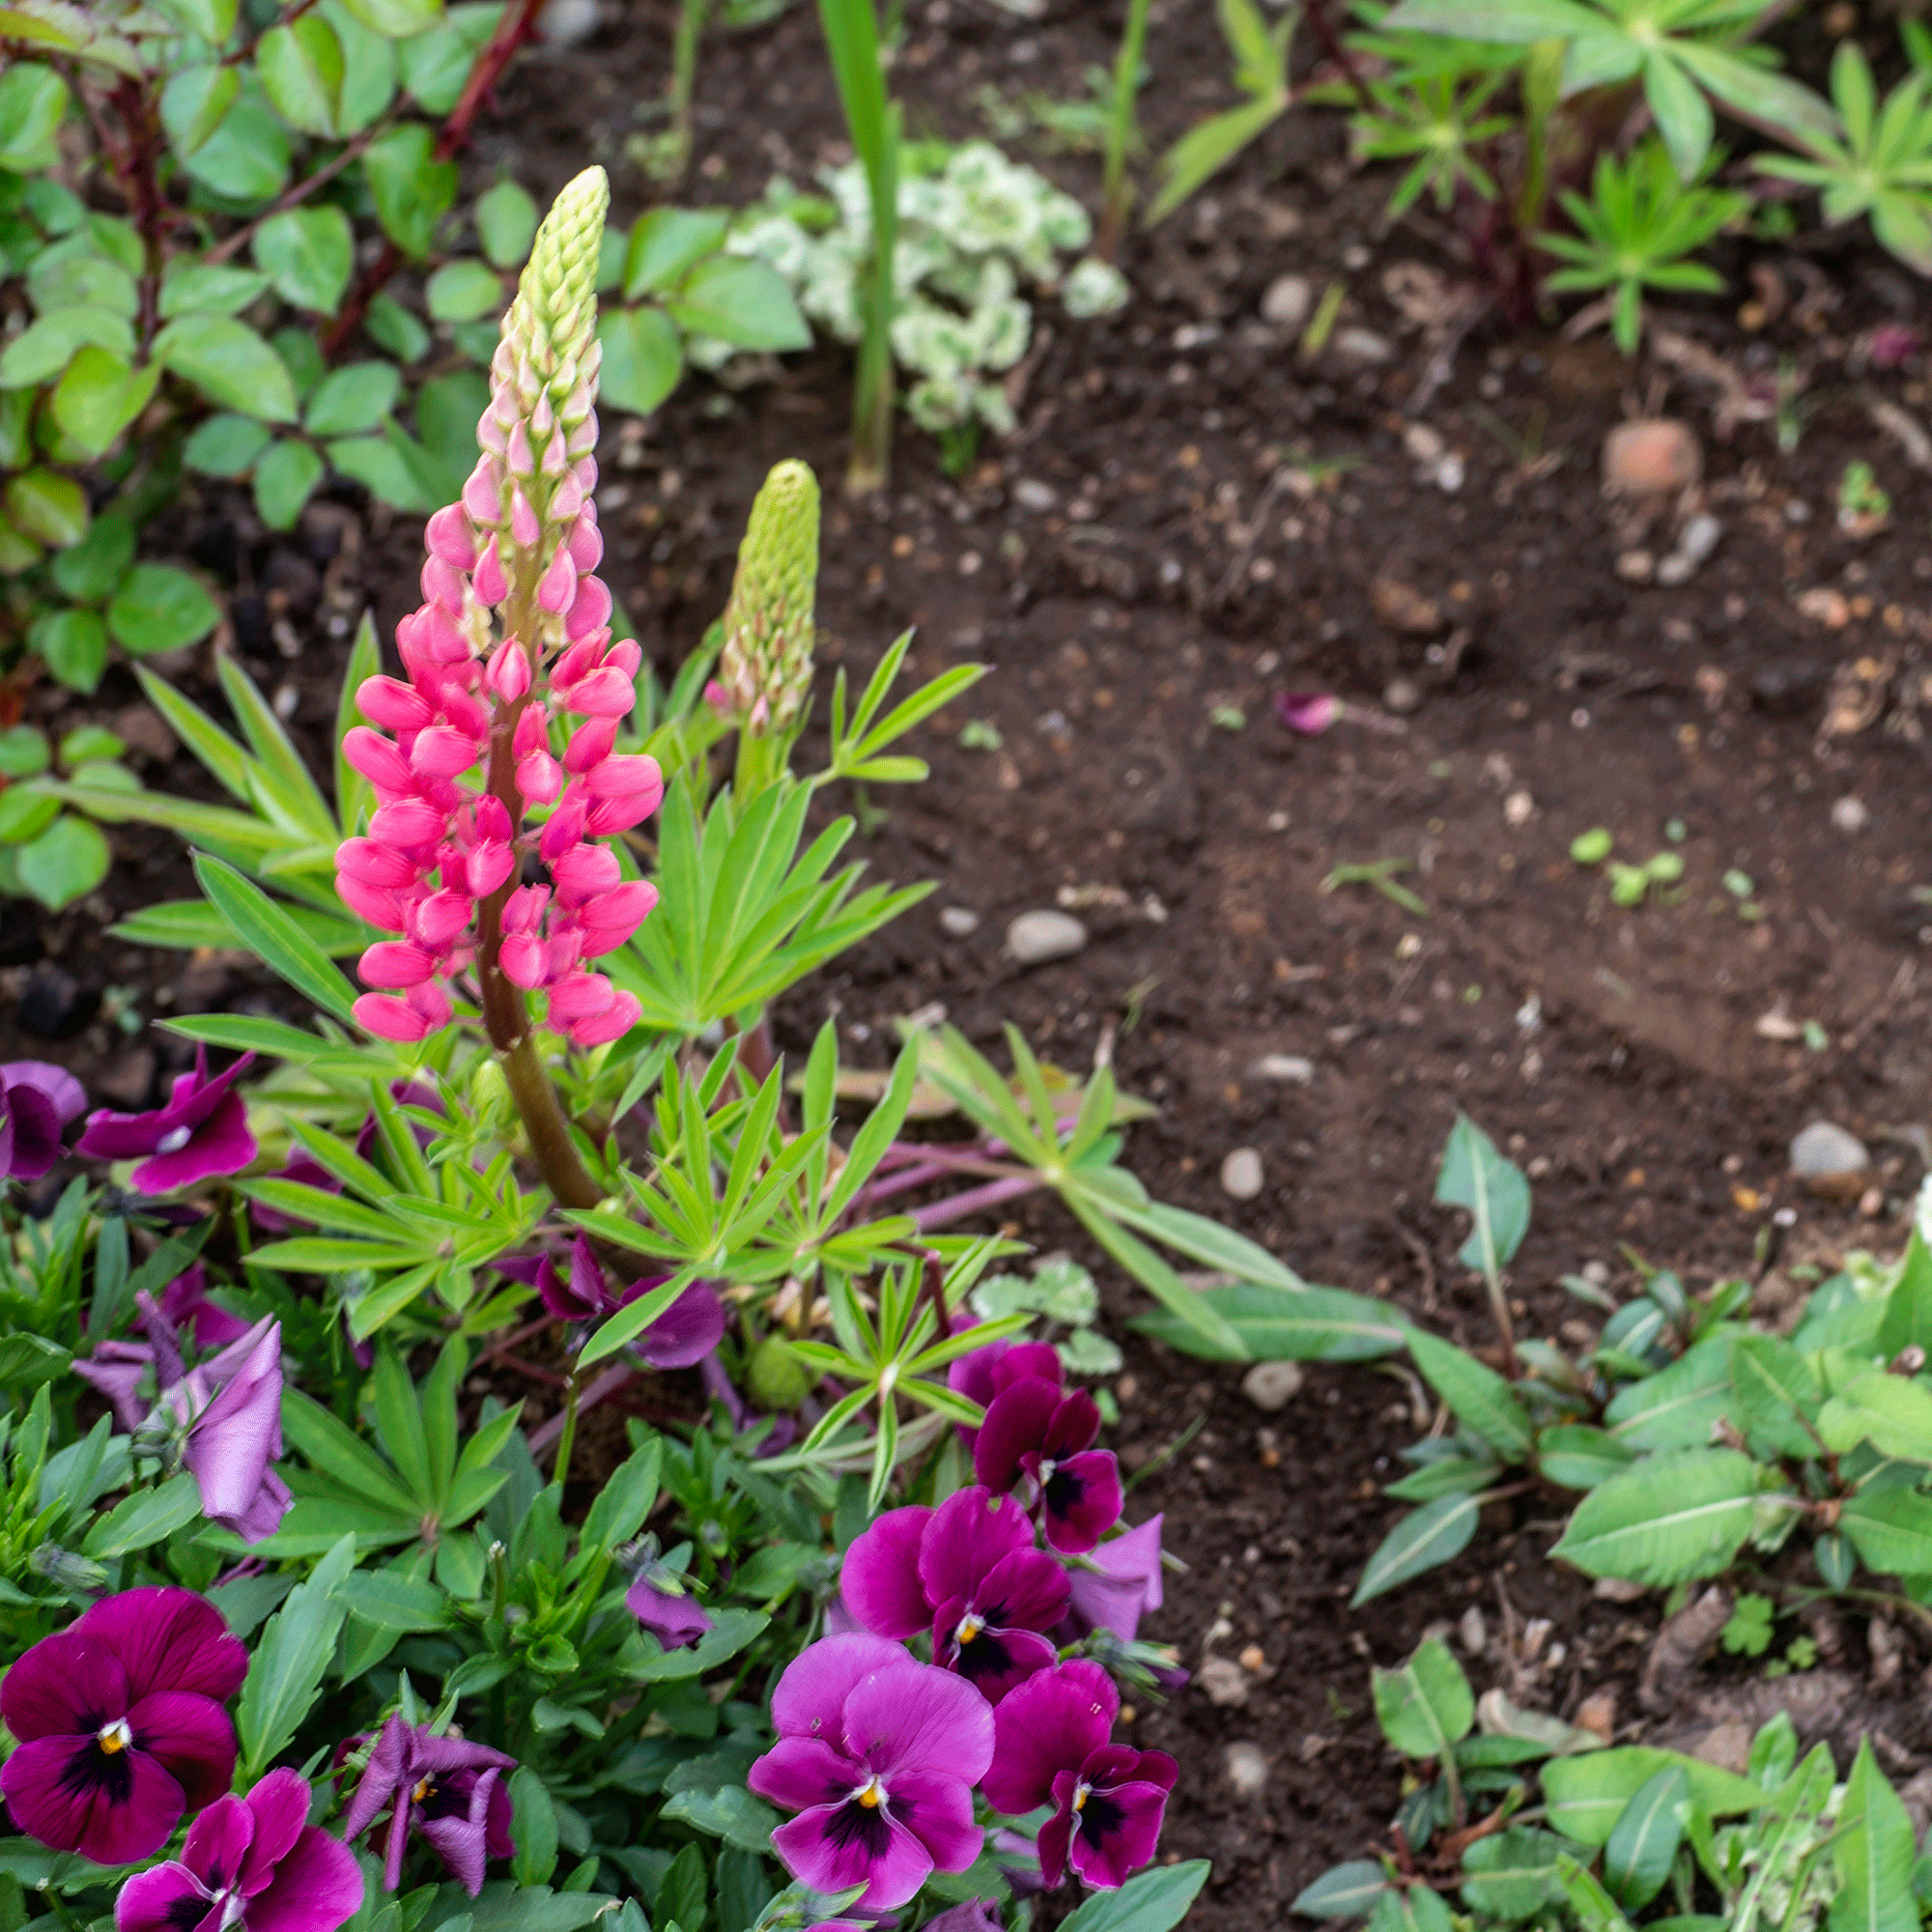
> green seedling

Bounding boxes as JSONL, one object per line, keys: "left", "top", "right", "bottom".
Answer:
{"left": 1570, "top": 827, "right": 1613, "bottom": 866}
{"left": 1209, "top": 703, "right": 1246, "bottom": 731}
{"left": 1836, "top": 458, "right": 1891, "bottom": 530}
{"left": 958, "top": 719, "right": 1004, "bottom": 751}
{"left": 1321, "top": 857, "right": 1429, "bottom": 918}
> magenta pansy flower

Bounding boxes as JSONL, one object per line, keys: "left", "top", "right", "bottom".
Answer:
{"left": 1065, "top": 1516, "right": 1164, "bottom": 1642}
{"left": 841, "top": 1487, "right": 1067, "bottom": 1703}
{"left": 747, "top": 1634, "right": 994, "bottom": 1910}
{"left": 625, "top": 1546, "right": 713, "bottom": 1651}
{"left": 497, "top": 1238, "right": 725, "bottom": 1368}
{"left": 342, "top": 1716, "right": 515, "bottom": 1896}
{"left": 0, "top": 1587, "right": 247, "bottom": 1865}
{"left": 76, "top": 1048, "right": 257, "bottom": 1193}
{"left": 974, "top": 1378, "right": 1122, "bottom": 1556}
{"left": 165, "top": 1317, "right": 293, "bottom": 1545}
{"left": 0, "top": 1059, "right": 85, "bottom": 1180}
{"left": 115, "top": 1768, "right": 363, "bottom": 1932}
{"left": 981, "top": 1661, "right": 1177, "bottom": 1890}
{"left": 946, "top": 1334, "right": 1063, "bottom": 1451}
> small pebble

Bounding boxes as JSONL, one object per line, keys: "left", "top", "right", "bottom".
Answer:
{"left": 1403, "top": 422, "right": 1445, "bottom": 464}
{"left": 1220, "top": 1147, "right": 1264, "bottom": 1200}
{"left": 1503, "top": 789, "right": 1534, "bottom": 829}
{"left": 1789, "top": 1119, "right": 1871, "bottom": 1192}
{"left": 1199, "top": 1656, "right": 1250, "bottom": 1708}
{"left": 1831, "top": 796, "right": 1869, "bottom": 835}
{"left": 1007, "top": 909, "right": 1087, "bottom": 965}
{"left": 1241, "top": 1360, "right": 1304, "bottom": 1410}
{"left": 1332, "top": 326, "right": 1395, "bottom": 368}
{"left": 1860, "top": 1185, "right": 1886, "bottom": 1218}
{"left": 1433, "top": 452, "right": 1465, "bottom": 494}
{"left": 939, "top": 906, "right": 980, "bottom": 937}
{"left": 1615, "top": 549, "right": 1656, "bottom": 584}
{"left": 1252, "top": 1053, "right": 1315, "bottom": 1085}
{"left": 1370, "top": 572, "right": 1443, "bottom": 636}
{"left": 1224, "top": 1742, "right": 1269, "bottom": 1799}
{"left": 1459, "top": 1605, "right": 1488, "bottom": 1656}
{"left": 1382, "top": 676, "right": 1424, "bottom": 715}
{"left": 1261, "top": 273, "right": 1312, "bottom": 331}
{"left": 1603, "top": 418, "right": 1702, "bottom": 497}
{"left": 1012, "top": 478, "right": 1057, "bottom": 513}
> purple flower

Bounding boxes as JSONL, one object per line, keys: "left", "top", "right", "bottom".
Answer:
{"left": 0, "top": 1059, "right": 85, "bottom": 1180}
{"left": 77, "top": 1049, "right": 257, "bottom": 1193}
{"left": 165, "top": 1317, "right": 292, "bottom": 1545}
{"left": 626, "top": 1568, "right": 713, "bottom": 1651}
{"left": 974, "top": 1378, "right": 1122, "bottom": 1556}
{"left": 1276, "top": 690, "right": 1341, "bottom": 735}
{"left": 0, "top": 1587, "right": 247, "bottom": 1865}
{"left": 497, "top": 1237, "right": 725, "bottom": 1368}
{"left": 1066, "top": 1516, "right": 1164, "bottom": 1642}
{"left": 159, "top": 1264, "right": 253, "bottom": 1350}
{"left": 115, "top": 1768, "right": 363, "bottom": 1932}
{"left": 342, "top": 1717, "right": 515, "bottom": 1896}
{"left": 980, "top": 1661, "right": 1176, "bottom": 1891}
{"left": 841, "top": 1488, "right": 1067, "bottom": 1704}
{"left": 923, "top": 1903, "right": 1006, "bottom": 1932}
{"left": 74, "top": 1339, "right": 159, "bottom": 1432}
{"left": 748, "top": 1634, "right": 994, "bottom": 1910}
{"left": 946, "top": 1334, "right": 1063, "bottom": 1451}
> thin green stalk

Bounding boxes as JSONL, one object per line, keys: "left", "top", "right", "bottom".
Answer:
{"left": 815, "top": 0, "right": 898, "bottom": 492}
{"left": 552, "top": 1368, "right": 582, "bottom": 1487}
{"left": 664, "top": 0, "right": 707, "bottom": 183}
{"left": 1097, "top": 0, "right": 1151, "bottom": 262}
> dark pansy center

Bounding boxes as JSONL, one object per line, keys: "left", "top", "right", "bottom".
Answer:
{"left": 825, "top": 1776, "right": 896, "bottom": 1856}
{"left": 165, "top": 1897, "right": 208, "bottom": 1931}
{"left": 1041, "top": 1461, "right": 1084, "bottom": 1515}
{"left": 952, "top": 1614, "right": 1013, "bottom": 1686}
{"left": 1073, "top": 1780, "right": 1125, "bottom": 1846}
{"left": 60, "top": 1719, "right": 136, "bottom": 1806}
{"left": 418, "top": 1776, "right": 471, "bottom": 1821}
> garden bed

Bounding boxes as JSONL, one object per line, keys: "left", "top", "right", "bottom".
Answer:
{"left": 10, "top": 0, "right": 1932, "bottom": 1924}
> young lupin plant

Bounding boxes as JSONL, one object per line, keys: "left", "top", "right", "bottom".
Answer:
{"left": 334, "top": 166, "right": 653, "bottom": 1209}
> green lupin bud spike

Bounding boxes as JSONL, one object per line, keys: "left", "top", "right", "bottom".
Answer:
{"left": 721, "top": 459, "right": 821, "bottom": 737}
{"left": 505, "top": 165, "right": 610, "bottom": 386}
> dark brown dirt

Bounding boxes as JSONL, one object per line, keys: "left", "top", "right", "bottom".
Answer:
{"left": 14, "top": 0, "right": 1932, "bottom": 1920}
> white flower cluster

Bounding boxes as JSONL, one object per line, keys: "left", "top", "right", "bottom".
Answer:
{"left": 717, "top": 141, "right": 1129, "bottom": 436}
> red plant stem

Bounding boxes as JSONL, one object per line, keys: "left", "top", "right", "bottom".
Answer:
{"left": 911, "top": 1173, "right": 1043, "bottom": 1232}
{"left": 205, "top": 129, "right": 376, "bottom": 266}
{"left": 321, "top": 0, "right": 545, "bottom": 355}
{"left": 1301, "top": 0, "right": 1372, "bottom": 111}
{"left": 105, "top": 77, "right": 167, "bottom": 345}
{"left": 224, "top": 0, "right": 323, "bottom": 66}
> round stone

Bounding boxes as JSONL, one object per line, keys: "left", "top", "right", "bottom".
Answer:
{"left": 939, "top": 906, "right": 980, "bottom": 936}
{"left": 1241, "top": 1360, "right": 1304, "bottom": 1410}
{"left": 1225, "top": 1742, "right": 1269, "bottom": 1797}
{"left": 1221, "top": 1147, "right": 1264, "bottom": 1200}
{"left": 1789, "top": 1120, "right": 1870, "bottom": 1179}
{"left": 1260, "top": 273, "right": 1312, "bottom": 331}
{"left": 1006, "top": 909, "right": 1087, "bottom": 965}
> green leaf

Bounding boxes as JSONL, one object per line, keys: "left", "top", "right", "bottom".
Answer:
{"left": 155, "top": 316, "right": 298, "bottom": 422}
{"left": 1604, "top": 1336, "right": 1733, "bottom": 1452}
{"left": 152, "top": 0, "right": 239, "bottom": 38}
{"left": 338, "top": 0, "right": 442, "bottom": 31}
{"left": 475, "top": 179, "right": 538, "bottom": 269}
{"left": 598, "top": 304, "right": 685, "bottom": 416}
{"left": 660, "top": 1786, "right": 784, "bottom": 1854}
{"left": 31, "top": 609, "right": 108, "bottom": 694}
{"left": 661, "top": 257, "right": 810, "bottom": 350}
{"left": 424, "top": 258, "right": 504, "bottom": 324}
{"left": 256, "top": 14, "right": 344, "bottom": 133}
{"left": 1352, "top": 1492, "right": 1481, "bottom": 1605}
{"left": 1879, "top": 1227, "right": 1932, "bottom": 1358}
{"left": 1407, "top": 1328, "right": 1533, "bottom": 1459}
{"left": 1379, "top": 0, "right": 1596, "bottom": 37}
{"left": 1372, "top": 1636, "right": 1473, "bottom": 1758}
{"left": 194, "top": 854, "right": 358, "bottom": 1019}
{"left": 49, "top": 346, "right": 157, "bottom": 458}
{"left": 185, "top": 412, "right": 273, "bottom": 477}
{"left": 1728, "top": 1332, "right": 1823, "bottom": 1459}
{"left": 0, "top": 727, "right": 49, "bottom": 778}
{"left": 0, "top": 782, "right": 57, "bottom": 840}
{"left": 622, "top": 208, "right": 729, "bottom": 297}
{"left": 1293, "top": 1863, "right": 1393, "bottom": 1920}
{"left": 0, "top": 63, "right": 70, "bottom": 171}
{"left": 3, "top": 469, "right": 87, "bottom": 548}
{"left": 510, "top": 1767, "right": 559, "bottom": 1888}
{"left": 1552, "top": 1447, "right": 1773, "bottom": 1585}
{"left": 365, "top": 293, "right": 430, "bottom": 363}
{"left": 1148, "top": 96, "right": 1285, "bottom": 226}
{"left": 107, "top": 564, "right": 218, "bottom": 655}
{"left": 303, "top": 361, "right": 401, "bottom": 437}
{"left": 48, "top": 510, "right": 132, "bottom": 602}
{"left": 1833, "top": 1738, "right": 1917, "bottom": 1932}
{"left": 158, "top": 260, "right": 270, "bottom": 320}
{"left": 1129, "top": 1283, "right": 1406, "bottom": 1361}
{"left": 1602, "top": 1767, "right": 1687, "bottom": 1912}
{"left": 0, "top": 305, "right": 132, "bottom": 388}
{"left": 336, "top": 1569, "right": 446, "bottom": 1631}
{"left": 1536, "top": 1424, "right": 1636, "bottom": 1492}
{"left": 15, "top": 813, "right": 108, "bottom": 909}
{"left": 182, "top": 90, "right": 290, "bottom": 200}
{"left": 82, "top": 1472, "right": 204, "bottom": 1555}
{"left": 254, "top": 439, "right": 324, "bottom": 530}
{"left": 362, "top": 123, "right": 456, "bottom": 258}
{"left": 159, "top": 61, "right": 241, "bottom": 156}
{"left": 254, "top": 206, "right": 355, "bottom": 313}
{"left": 237, "top": 1534, "right": 355, "bottom": 1778}
{"left": 1460, "top": 1828, "right": 1577, "bottom": 1923}
{"left": 1817, "top": 1372, "right": 1932, "bottom": 1460}
{"left": 1838, "top": 1484, "right": 1932, "bottom": 1579}
{"left": 1542, "top": 1747, "right": 1765, "bottom": 1848}
{"left": 1435, "top": 1112, "right": 1530, "bottom": 1274}
{"left": 1056, "top": 1862, "right": 1211, "bottom": 1932}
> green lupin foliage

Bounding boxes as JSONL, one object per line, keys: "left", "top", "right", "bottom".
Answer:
{"left": 720, "top": 459, "right": 821, "bottom": 736}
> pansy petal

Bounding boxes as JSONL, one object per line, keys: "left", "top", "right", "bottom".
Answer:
{"left": 635, "top": 1282, "right": 726, "bottom": 1369}
{"left": 839, "top": 1508, "right": 933, "bottom": 1642}
{"left": 1038, "top": 1449, "right": 1122, "bottom": 1556}
{"left": 770, "top": 1634, "right": 907, "bottom": 1740}
{"left": 127, "top": 1690, "right": 239, "bottom": 1811}
{"left": 942, "top": 1618, "right": 1058, "bottom": 1706}
{"left": 79, "top": 1588, "right": 250, "bottom": 1703}
{"left": 128, "top": 1093, "right": 257, "bottom": 1193}
{"left": 887, "top": 1768, "right": 984, "bottom": 1873}
{"left": 238, "top": 1767, "right": 310, "bottom": 1889}
{"left": 1042, "top": 1388, "right": 1102, "bottom": 1460}
{"left": 0, "top": 1631, "right": 128, "bottom": 1742}
{"left": 1066, "top": 1775, "right": 1171, "bottom": 1889}
{"left": 245, "top": 1826, "right": 366, "bottom": 1932}
{"left": 1036, "top": 1807, "right": 1073, "bottom": 1891}
{"left": 972, "top": 1378, "right": 1062, "bottom": 1493}
{"left": 773, "top": 1805, "right": 934, "bottom": 1913}
{"left": 747, "top": 1735, "right": 857, "bottom": 1812}
{"left": 113, "top": 1859, "right": 216, "bottom": 1932}
{"left": 972, "top": 1547, "right": 1070, "bottom": 1634}
{"left": 181, "top": 1794, "right": 254, "bottom": 1894}
{"left": 3, "top": 1731, "right": 185, "bottom": 1864}
{"left": 841, "top": 1661, "right": 993, "bottom": 1784}
{"left": 2, "top": 1059, "right": 86, "bottom": 1124}
{"left": 916, "top": 1488, "right": 1031, "bottom": 1611}
{"left": 989, "top": 1343, "right": 1063, "bottom": 1396}
{"left": 981, "top": 1662, "right": 1117, "bottom": 1816}
{"left": 5, "top": 1083, "right": 64, "bottom": 1179}
{"left": 1066, "top": 1516, "right": 1163, "bottom": 1641}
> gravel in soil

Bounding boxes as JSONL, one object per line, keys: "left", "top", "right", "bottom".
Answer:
{"left": 16, "top": 0, "right": 1932, "bottom": 1918}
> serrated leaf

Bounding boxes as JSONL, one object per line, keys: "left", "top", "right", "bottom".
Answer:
{"left": 1551, "top": 1447, "right": 1770, "bottom": 1586}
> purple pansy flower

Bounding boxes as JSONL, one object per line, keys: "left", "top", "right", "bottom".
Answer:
{"left": 0, "top": 1587, "right": 247, "bottom": 1865}
{"left": 974, "top": 1377, "right": 1122, "bottom": 1556}
{"left": 497, "top": 1237, "right": 725, "bottom": 1369}
{"left": 115, "top": 1768, "right": 363, "bottom": 1932}
{"left": 0, "top": 1059, "right": 85, "bottom": 1180}
{"left": 625, "top": 1542, "right": 714, "bottom": 1651}
{"left": 841, "top": 1488, "right": 1067, "bottom": 1704}
{"left": 342, "top": 1717, "right": 515, "bottom": 1896}
{"left": 923, "top": 1902, "right": 1006, "bottom": 1932}
{"left": 73, "top": 1339, "right": 159, "bottom": 1432}
{"left": 946, "top": 1334, "right": 1063, "bottom": 1451}
{"left": 74, "top": 1267, "right": 245, "bottom": 1428}
{"left": 1065, "top": 1516, "right": 1164, "bottom": 1642}
{"left": 165, "top": 1317, "right": 293, "bottom": 1545}
{"left": 748, "top": 1634, "right": 994, "bottom": 1911}
{"left": 77, "top": 1048, "right": 257, "bottom": 1193}
{"left": 981, "top": 1661, "right": 1176, "bottom": 1891}
{"left": 158, "top": 1264, "right": 253, "bottom": 1350}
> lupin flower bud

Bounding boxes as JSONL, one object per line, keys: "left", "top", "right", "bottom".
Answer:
{"left": 332, "top": 165, "right": 663, "bottom": 1052}
{"left": 713, "top": 461, "right": 821, "bottom": 735}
